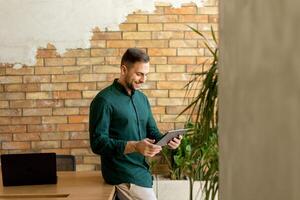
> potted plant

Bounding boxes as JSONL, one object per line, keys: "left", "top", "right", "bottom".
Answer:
{"left": 160, "top": 26, "right": 219, "bottom": 200}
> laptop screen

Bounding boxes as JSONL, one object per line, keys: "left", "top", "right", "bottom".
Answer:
{"left": 1, "top": 153, "right": 57, "bottom": 186}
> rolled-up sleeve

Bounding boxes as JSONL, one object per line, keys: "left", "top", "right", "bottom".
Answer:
{"left": 89, "top": 97, "right": 127, "bottom": 157}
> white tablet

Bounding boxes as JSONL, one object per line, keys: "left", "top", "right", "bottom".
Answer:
{"left": 155, "top": 129, "right": 188, "bottom": 146}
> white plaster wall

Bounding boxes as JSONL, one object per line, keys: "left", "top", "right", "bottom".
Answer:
{"left": 0, "top": 0, "right": 204, "bottom": 66}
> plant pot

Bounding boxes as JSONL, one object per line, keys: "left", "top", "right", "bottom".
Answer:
{"left": 153, "top": 177, "right": 218, "bottom": 200}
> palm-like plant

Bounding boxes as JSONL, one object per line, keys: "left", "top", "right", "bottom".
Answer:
{"left": 162, "top": 26, "right": 218, "bottom": 200}
{"left": 181, "top": 25, "right": 218, "bottom": 200}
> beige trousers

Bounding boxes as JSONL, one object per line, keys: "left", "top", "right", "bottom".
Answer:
{"left": 115, "top": 183, "right": 157, "bottom": 200}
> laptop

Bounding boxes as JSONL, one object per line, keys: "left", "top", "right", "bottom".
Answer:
{"left": 1, "top": 153, "right": 57, "bottom": 186}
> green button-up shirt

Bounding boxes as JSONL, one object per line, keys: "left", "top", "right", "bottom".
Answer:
{"left": 89, "top": 79, "right": 163, "bottom": 188}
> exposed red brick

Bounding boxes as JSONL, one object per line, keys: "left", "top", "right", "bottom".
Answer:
{"left": 0, "top": 4, "right": 217, "bottom": 172}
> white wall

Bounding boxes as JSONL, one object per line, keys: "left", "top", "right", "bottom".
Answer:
{"left": 0, "top": 0, "right": 204, "bottom": 66}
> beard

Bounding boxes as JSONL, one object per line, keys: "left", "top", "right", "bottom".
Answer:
{"left": 125, "top": 77, "right": 136, "bottom": 91}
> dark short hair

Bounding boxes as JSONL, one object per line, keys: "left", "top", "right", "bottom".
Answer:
{"left": 121, "top": 48, "right": 149, "bottom": 68}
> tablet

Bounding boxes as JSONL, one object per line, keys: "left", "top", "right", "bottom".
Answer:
{"left": 155, "top": 128, "right": 188, "bottom": 146}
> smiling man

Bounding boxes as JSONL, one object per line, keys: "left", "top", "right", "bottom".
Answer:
{"left": 89, "top": 48, "right": 181, "bottom": 200}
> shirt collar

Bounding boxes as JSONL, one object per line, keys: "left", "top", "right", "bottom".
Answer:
{"left": 113, "top": 79, "right": 135, "bottom": 96}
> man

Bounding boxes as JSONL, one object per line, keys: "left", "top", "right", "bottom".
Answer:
{"left": 89, "top": 48, "right": 182, "bottom": 200}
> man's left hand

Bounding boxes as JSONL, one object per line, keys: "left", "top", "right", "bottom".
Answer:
{"left": 167, "top": 135, "right": 182, "bottom": 149}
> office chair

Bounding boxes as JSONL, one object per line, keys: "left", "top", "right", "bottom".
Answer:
{"left": 56, "top": 155, "right": 76, "bottom": 171}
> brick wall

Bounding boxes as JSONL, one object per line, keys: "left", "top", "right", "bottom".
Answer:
{"left": 0, "top": 1, "right": 218, "bottom": 171}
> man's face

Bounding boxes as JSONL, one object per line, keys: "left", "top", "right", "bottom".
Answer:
{"left": 123, "top": 61, "right": 149, "bottom": 91}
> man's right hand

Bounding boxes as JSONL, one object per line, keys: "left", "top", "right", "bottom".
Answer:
{"left": 124, "top": 138, "right": 162, "bottom": 157}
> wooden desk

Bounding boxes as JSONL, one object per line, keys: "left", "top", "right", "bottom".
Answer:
{"left": 0, "top": 171, "right": 115, "bottom": 200}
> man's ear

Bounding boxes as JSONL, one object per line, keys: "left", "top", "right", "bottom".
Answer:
{"left": 120, "top": 65, "right": 127, "bottom": 75}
